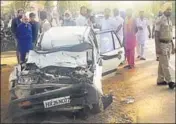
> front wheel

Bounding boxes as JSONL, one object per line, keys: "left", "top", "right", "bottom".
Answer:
{"left": 91, "top": 97, "right": 104, "bottom": 114}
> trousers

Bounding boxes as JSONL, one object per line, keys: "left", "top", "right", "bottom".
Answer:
{"left": 154, "top": 38, "right": 159, "bottom": 58}
{"left": 13, "top": 36, "right": 20, "bottom": 64}
{"left": 157, "top": 42, "right": 172, "bottom": 82}
{"left": 125, "top": 48, "right": 135, "bottom": 67}
{"left": 137, "top": 43, "right": 145, "bottom": 58}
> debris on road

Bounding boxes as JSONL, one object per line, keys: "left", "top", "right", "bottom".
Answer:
{"left": 121, "top": 96, "right": 135, "bottom": 104}
{"left": 102, "top": 94, "right": 113, "bottom": 109}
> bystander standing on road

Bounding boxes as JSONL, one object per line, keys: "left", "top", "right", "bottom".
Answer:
{"left": 99, "top": 8, "right": 116, "bottom": 53}
{"left": 152, "top": 11, "right": 163, "bottom": 61}
{"left": 136, "top": 10, "right": 151, "bottom": 60}
{"left": 16, "top": 15, "right": 33, "bottom": 63}
{"left": 11, "top": 9, "right": 24, "bottom": 64}
{"left": 100, "top": 8, "right": 115, "bottom": 31}
{"left": 76, "top": 6, "right": 88, "bottom": 26}
{"left": 63, "top": 10, "right": 76, "bottom": 26}
{"left": 39, "top": 11, "right": 51, "bottom": 33}
{"left": 113, "top": 8, "right": 126, "bottom": 66}
{"left": 123, "top": 8, "right": 137, "bottom": 69}
{"left": 155, "top": 6, "right": 175, "bottom": 89}
{"left": 29, "top": 12, "right": 39, "bottom": 47}
{"left": 113, "top": 8, "right": 124, "bottom": 45}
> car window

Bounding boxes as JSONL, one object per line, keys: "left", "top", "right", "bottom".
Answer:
{"left": 112, "top": 33, "right": 121, "bottom": 49}
{"left": 97, "top": 32, "right": 114, "bottom": 54}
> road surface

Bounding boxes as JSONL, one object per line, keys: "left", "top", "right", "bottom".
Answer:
{"left": 1, "top": 39, "right": 175, "bottom": 123}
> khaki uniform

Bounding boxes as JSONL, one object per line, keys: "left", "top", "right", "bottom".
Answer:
{"left": 154, "top": 16, "right": 161, "bottom": 58}
{"left": 155, "top": 15, "right": 173, "bottom": 82}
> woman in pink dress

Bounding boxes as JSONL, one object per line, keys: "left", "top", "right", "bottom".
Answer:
{"left": 124, "top": 9, "right": 137, "bottom": 69}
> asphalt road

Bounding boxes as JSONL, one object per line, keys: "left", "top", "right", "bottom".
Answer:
{"left": 1, "top": 38, "right": 175, "bottom": 123}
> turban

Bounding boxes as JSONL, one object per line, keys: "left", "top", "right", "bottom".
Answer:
{"left": 162, "top": 2, "right": 172, "bottom": 12}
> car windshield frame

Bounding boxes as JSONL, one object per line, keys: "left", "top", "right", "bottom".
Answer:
{"left": 35, "top": 27, "right": 97, "bottom": 54}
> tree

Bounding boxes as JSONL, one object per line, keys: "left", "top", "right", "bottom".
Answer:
{"left": 58, "top": 1, "right": 91, "bottom": 15}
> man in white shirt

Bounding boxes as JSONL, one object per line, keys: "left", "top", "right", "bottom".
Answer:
{"left": 99, "top": 8, "right": 116, "bottom": 53}
{"left": 76, "top": 6, "right": 88, "bottom": 26}
{"left": 136, "top": 10, "right": 151, "bottom": 60}
{"left": 100, "top": 8, "right": 115, "bottom": 30}
{"left": 113, "top": 8, "right": 124, "bottom": 45}
{"left": 39, "top": 11, "right": 51, "bottom": 33}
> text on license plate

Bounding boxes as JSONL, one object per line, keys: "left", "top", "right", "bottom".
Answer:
{"left": 43, "top": 96, "right": 70, "bottom": 108}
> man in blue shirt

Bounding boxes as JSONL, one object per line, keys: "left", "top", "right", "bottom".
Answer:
{"left": 29, "top": 12, "right": 39, "bottom": 47}
{"left": 11, "top": 9, "right": 24, "bottom": 63}
{"left": 16, "top": 15, "right": 33, "bottom": 63}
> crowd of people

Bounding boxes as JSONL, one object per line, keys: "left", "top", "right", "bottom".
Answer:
{"left": 2, "top": 5, "right": 175, "bottom": 89}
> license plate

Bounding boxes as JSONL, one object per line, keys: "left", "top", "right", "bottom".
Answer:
{"left": 43, "top": 96, "right": 70, "bottom": 108}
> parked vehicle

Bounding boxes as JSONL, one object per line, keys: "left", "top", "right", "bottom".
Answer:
{"left": 8, "top": 26, "right": 125, "bottom": 121}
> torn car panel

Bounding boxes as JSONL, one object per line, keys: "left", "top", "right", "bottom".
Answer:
{"left": 26, "top": 50, "right": 88, "bottom": 68}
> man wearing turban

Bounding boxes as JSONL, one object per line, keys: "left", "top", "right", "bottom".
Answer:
{"left": 155, "top": 5, "right": 175, "bottom": 89}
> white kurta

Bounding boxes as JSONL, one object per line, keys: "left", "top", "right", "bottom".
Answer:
{"left": 100, "top": 17, "right": 116, "bottom": 30}
{"left": 100, "top": 17, "right": 116, "bottom": 53}
{"left": 136, "top": 18, "right": 149, "bottom": 45}
{"left": 114, "top": 16, "right": 124, "bottom": 44}
{"left": 76, "top": 15, "right": 87, "bottom": 26}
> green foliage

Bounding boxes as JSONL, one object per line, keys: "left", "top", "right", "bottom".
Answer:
{"left": 58, "top": 1, "right": 91, "bottom": 15}
{"left": 1, "top": 1, "right": 175, "bottom": 20}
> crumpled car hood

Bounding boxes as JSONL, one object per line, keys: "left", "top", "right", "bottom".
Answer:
{"left": 26, "top": 50, "right": 88, "bottom": 68}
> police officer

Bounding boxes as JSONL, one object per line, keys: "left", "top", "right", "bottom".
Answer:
{"left": 155, "top": 6, "right": 175, "bottom": 89}
{"left": 152, "top": 11, "right": 163, "bottom": 61}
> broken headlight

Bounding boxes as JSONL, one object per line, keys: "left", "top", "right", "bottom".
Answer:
{"left": 18, "top": 76, "right": 37, "bottom": 84}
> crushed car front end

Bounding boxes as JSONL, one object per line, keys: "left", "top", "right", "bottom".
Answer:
{"left": 9, "top": 63, "right": 102, "bottom": 118}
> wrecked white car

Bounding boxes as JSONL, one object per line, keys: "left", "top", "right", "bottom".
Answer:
{"left": 8, "top": 26, "right": 125, "bottom": 119}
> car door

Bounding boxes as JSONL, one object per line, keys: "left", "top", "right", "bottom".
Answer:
{"left": 96, "top": 30, "right": 125, "bottom": 79}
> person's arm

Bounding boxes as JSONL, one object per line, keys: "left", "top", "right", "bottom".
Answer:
{"left": 152, "top": 25, "right": 155, "bottom": 38}
{"left": 134, "top": 19, "right": 138, "bottom": 33}
{"left": 146, "top": 19, "right": 151, "bottom": 38}
{"left": 36, "top": 22, "right": 40, "bottom": 41}
{"left": 147, "top": 26, "right": 151, "bottom": 39}
{"left": 43, "top": 22, "right": 51, "bottom": 33}
{"left": 155, "top": 19, "right": 161, "bottom": 54}
{"left": 171, "top": 40, "right": 175, "bottom": 54}
{"left": 33, "top": 22, "right": 39, "bottom": 42}
{"left": 16, "top": 24, "right": 21, "bottom": 40}
{"left": 11, "top": 18, "right": 16, "bottom": 36}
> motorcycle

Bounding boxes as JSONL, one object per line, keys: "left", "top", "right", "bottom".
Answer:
{"left": 1, "top": 28, "right": 15, "bottom": 52}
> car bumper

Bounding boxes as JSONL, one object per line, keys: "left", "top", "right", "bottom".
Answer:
{"left": 8, "top": 83, "right": 100, "bottom": 118}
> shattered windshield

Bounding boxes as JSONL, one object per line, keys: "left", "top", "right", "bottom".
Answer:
{"left": 38, "top": 27, "right": 92, "bottom": 51}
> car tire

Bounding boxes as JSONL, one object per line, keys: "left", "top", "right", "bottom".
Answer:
{"left": 91, "top": 97, "right": 104, "bottom": 114}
